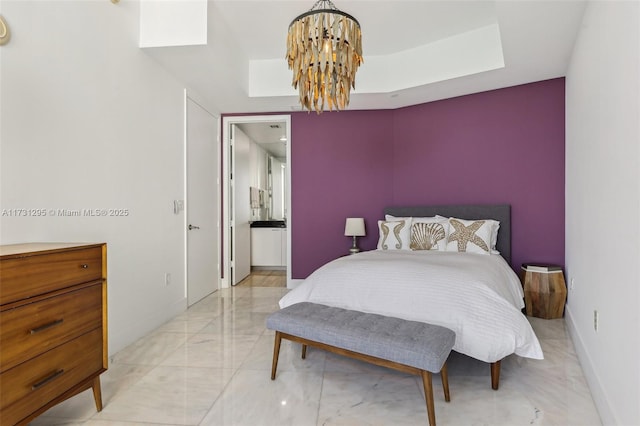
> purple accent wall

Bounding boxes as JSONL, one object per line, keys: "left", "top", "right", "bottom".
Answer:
{"left": 290, "top": 78, "right": 565, "bottom": 278}
{"left": 291, "top": 110, "right": 394, "bottom": 273}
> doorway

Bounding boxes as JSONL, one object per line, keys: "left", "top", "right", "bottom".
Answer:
{"left": 221, "top": 115, "right": 291, "bottom": 289}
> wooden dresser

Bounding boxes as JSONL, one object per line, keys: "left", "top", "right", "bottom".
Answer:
{"left": 0, "top": 243, "right": 108, "bottom": 425}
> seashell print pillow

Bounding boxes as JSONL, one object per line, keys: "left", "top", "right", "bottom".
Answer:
{"left": 376, "top": 220, "right": 411, "bottom": 251}
{"left": 410, "top": 218, "right": 449, "bottom": 251}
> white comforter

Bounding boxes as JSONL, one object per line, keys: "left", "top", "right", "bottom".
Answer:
{"left": 279, "top": 250, "right": 543, "bottom": 363}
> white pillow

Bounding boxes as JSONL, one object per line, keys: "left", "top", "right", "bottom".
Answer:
{"left": 410, "top": 217, "right": 449, "bottom": 251}
{"left": 437, "top": 215, "right": 500, "bottom": 253}
{"left": 377, "top": 220, "right": 411, "bottom": 251}
{"left": 446, "top": 217, "right": 494, "bottom": 255}
{"left": 487, "top": 220, "right": 500, "bottom": 254}
{"left": 384, "top": 214, "right": 413, "bottom": 226}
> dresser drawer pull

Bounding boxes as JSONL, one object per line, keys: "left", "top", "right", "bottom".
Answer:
{"left": 80, "top": 263, "right": 89, "bottom": 268}
{"left": 30, "top": 318, "right": 64, "bottom": 334}
{"left": 31, "top": 369, "right": 65, "bottom": 390}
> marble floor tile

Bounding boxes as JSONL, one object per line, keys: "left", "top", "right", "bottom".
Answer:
{"left": 110, "top": 331, "right": 189, "bottom": 366}
{"left": 30, "top": 363, "right": 156, "bottom": 424}
{"left": 240, "top": 332, "right": 327, "bottom": 374}
{"left": 83, "top": 421, "right": 172, "bottom": 426}
{"left": 154, "top": 317, "right": 213, "bottom": 334}
{"left": 186, "top": 291, "right": 237, "bottom": 316}
{"left": 199, "top": 369, "right": 322, "bottom": 426}
{"left": 317, "top": 372, "right": 427, "bottom": 425}
{"left": 160, "top": 333, "right": 260, "bottom": 369}
{"left": 229, "top": 286, "right": 288, "bottom": 299}
{"left": 528, "top": 317, "right": 571, "bottom": 340}
{"left": 435, "top": 376, "right": 539, "bottom": 426}
{"left": 199, "top": 310, "right": 271, "bottom": 336}
{"left": 229, "top": 295, "right": 283, "bottom": 313}
{"left": 30, "top": 273, "right": 602, "bottom": 426}
{"left": 92, "top": 366, "right": 234, "bottom": 425}
{"left": 30, "top": 403, "right": 94, "bottom": 426}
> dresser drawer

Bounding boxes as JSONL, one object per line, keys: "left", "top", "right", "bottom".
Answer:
{"left": 0, "top": 283, "right": 103, "bottom": 373}
{"left": 0, "top": 328, "right": 104, "bottom": 425}
{"left": 0, "top": 246, "right": 102, "bottom": 305}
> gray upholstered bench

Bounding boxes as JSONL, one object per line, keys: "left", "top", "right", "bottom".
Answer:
{"left": 266, "top": 302, "right": 456, "bottom": 426}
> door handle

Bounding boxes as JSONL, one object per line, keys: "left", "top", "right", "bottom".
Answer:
{"left": 188, "top": 224, "right": 200, "bottom": 230}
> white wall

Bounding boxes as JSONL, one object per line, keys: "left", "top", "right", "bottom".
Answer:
{"left": 0, "top": 1, "right": 194, "bottom": 355}
{"left": 565, "top": 2, "right": 640, "bottom": 424}
{"left": 139, "top": 0, "right": 207, "bottom": 48}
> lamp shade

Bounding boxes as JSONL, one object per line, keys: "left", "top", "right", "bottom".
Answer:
{"left": 344, "top": 218, "right": 365, "bottom": 237}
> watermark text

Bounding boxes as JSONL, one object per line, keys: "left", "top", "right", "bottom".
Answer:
{"left": 2, "top": 208, "right": 130, "bottom": 217}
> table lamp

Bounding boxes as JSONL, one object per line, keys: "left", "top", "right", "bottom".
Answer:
{"left": 344, "top": 217, "right": 366, "bottom": 254}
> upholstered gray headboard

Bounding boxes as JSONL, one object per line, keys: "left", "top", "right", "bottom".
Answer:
{"left": 383, "top": 204, "right": 512, "bottom": 265}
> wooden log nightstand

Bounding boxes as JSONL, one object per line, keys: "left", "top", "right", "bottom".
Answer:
{"left": 521, "top": 263, "right": 567, "bottom": 319}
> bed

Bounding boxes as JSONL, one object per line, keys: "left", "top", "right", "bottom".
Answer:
{"left": 279, "top": 204, "right": 543, "bottom": 389}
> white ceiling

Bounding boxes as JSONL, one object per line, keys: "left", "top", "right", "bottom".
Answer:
{"left": 143, "top": 1, "right": 586, "bottom": 152}
{"left": 236, "top": 122, "right": 288, "bottom": 159}
{"left": 144, "top": 0, "right": 587, "bottom": 116}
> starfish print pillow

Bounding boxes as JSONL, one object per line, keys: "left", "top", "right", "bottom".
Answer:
{"left": 446, "top": 218, "right": 494, "bottom": 255}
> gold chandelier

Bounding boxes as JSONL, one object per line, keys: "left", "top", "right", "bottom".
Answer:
{"left": 286, "top": 0, "right": 363, "bottom": 114}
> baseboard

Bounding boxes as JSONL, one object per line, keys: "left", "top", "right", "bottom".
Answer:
{"left": 252, "top": 266, "right": 286, "bottom": 271}
{"left": 564, "top": 305, "right": 612, "bottom": 424}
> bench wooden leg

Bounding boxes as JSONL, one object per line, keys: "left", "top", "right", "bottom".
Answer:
{"left": 440, "top": 362, "right": 450, "bottom": 402}
{"left": 271, "top": 331, "right": 283, "bottom": 380}
{"left": 491, "top": 360, "right": 501, "bottom": 390}
{"left": 301, "top": 344, "right": 307, "bottom": 359}
{"left": 421, "top": 370, "right": 436, "bottom": 426}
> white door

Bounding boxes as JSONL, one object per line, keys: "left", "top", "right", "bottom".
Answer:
{"left": 186, "top": 95, "right": 219, "bottom": 305}
{"left": 231, "top": 125, "right": 251, "bottom": 284}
